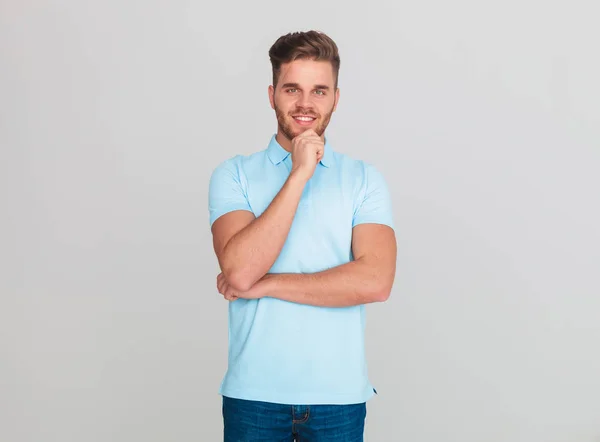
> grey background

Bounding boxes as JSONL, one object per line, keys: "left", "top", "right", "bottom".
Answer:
{"left": 1, "top": 1, "right": 599, "bottom": 441}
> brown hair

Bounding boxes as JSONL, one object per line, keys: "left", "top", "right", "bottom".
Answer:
{"left": 268, "top": 30, "right": 341, "bottom": 89}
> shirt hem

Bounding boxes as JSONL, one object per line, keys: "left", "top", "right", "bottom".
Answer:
{"left": 218, "top": 386, "right": 376, "bottom": 405}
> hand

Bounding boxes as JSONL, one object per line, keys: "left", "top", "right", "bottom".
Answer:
{"left": 216, "top": 273, "right": 264, "bottom": 301}
{"left": 290, "top": 129, "right": 324, "bottom": 181}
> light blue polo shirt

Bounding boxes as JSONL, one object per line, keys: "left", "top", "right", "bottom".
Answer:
{"left": 208, "top": 134, "right": 394, "bottom": 405}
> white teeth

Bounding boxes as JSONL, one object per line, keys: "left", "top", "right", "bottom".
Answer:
{"left": 295, "top": 117, "right": 314, "bottom": 121}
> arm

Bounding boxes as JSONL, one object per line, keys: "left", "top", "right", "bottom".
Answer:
{"left": 257, "top": 223, "right": 396, "bottom": 307}
{"left": 209, "top": 131, "right": 324, "bottom": 292}
{"left": 212, "top": 171, "right": 307, "bottom": 292}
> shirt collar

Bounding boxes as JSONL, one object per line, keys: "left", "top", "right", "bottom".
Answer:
{"left": 266, "top": 134, "right": 334, "bottom": 168}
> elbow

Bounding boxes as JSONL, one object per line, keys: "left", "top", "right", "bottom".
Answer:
{"left": 372, "top": 281, "right": 393, "bottom": 303}
{"left": 374, "top": 288, "right": 391, "bottom": 303}
{"left": 220, "top": 252, "right": 255, "bottom": 292}
{"left": 375, "top": 271, "right": 396, "bottom": 302}
{"left": 362, "top": 261, "right": 395, "bottom": 303}
{"left": 223, "top": 269, "right": 255, "bottom": 292}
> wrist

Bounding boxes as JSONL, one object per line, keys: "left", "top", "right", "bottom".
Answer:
{"left": 288, "top": 169, "right": 310, "bottom": 185}
{"left": 257, "top": 273, "right": 277, "bottom": 298}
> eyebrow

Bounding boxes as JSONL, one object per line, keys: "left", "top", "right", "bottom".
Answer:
{"left": 281, "top": 83, "right": 331, "bottom": 90}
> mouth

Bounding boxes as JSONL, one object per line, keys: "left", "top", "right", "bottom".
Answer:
{"left": 292, "top": 115, "right": 317, "bottom": 126}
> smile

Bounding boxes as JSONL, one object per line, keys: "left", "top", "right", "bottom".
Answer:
{"left": 293, "top": 116, "right": 316, "bottom": 125}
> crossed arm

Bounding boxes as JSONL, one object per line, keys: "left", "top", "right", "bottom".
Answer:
{"left": 244, "top": 223, "right": 396, "bottom": 307}
{"left": 210, "top": 165, "right": 396, "bottom": 307}
{"left": 211, "top": 208, "right": 396, "bottom": 308}
{"left": 214, "top": 217, "right": 396, "bottom": 307}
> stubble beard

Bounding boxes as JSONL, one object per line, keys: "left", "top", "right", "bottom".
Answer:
{"left": 275, "top": 104, "right": 334, "bottom": 141}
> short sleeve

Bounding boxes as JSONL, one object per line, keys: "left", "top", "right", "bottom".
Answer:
{"left": 208, "top": 157, "right": 253, "bottom": 227}
{"left": 352, "top": 162, "right": 395, "bottom": 229}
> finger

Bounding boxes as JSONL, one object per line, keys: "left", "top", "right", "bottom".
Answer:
{"left": 299, "top": 140, "right": 324, "bottom": 152}
{"left": 295, "top": 131, "right": 321, "bottom": 143}
{"left": 299, "top": 133, "right": 322, "bottom": 142}
{"left": 298, "top": 128, "right": 318, "bottom": 137}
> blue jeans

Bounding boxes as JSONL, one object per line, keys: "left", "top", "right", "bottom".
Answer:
{"left": 222, "top": 396, "right": 366, "bottom": 441}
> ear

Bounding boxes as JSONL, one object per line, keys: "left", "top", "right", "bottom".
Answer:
{"left": 333, "top": 87, "right": 340, "bottom": 112}
{"left": 268, "top": 85, "right": 275, "bottom": 110}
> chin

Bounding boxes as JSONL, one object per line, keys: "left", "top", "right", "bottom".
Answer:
{"left": 280, "top": 120, "right": 326, "bottom": 140}
{"left": 294, "top": 121, "right": 323, "bottom": 133}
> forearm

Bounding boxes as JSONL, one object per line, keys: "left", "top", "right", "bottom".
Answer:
{"left": 260, "top": 258, "right": 392, "bottom": 307}
{"left": 221, "top": 172, "right": 307, "bottom": 291}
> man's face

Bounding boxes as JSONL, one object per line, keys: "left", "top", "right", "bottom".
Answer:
{"left": 269, "top": 59, "right": 339, "bottom": 141}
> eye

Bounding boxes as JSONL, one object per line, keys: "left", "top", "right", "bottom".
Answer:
{"left": 286, "top": 88, "right": 298, "bottom": 93}
{"left": 314, "top": 90, "right": 325, "bottom": 95}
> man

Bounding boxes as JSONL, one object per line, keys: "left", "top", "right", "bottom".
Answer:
{"left": 208, "top": 30, "right": 396, "bottom": 441}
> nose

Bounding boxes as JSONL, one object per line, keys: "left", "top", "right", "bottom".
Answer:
{"left": 296, "top": 90, "right": 313, "bottom": 109}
